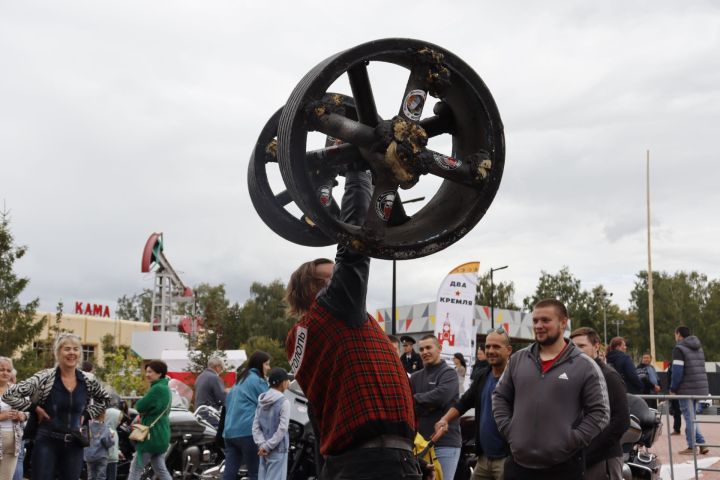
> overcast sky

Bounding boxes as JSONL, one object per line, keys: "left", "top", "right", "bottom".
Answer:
{"left": 2, "top": 1, "right": 719, "bottom": 317}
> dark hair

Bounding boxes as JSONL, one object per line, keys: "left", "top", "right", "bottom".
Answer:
{"left": 676, "top": 326, "right": 690, "bottom": 338}
{"left": 387, "top": 335, "right": 399, "bottom": 344}
{"left": 606, "top": 336, "right": 625, "bottom": 353}
{"left": 569, "top": 327, "right": 601, "bottom": 346}
{"left": 477, "top": 344, "right": 485, "bottom": 353}
{"left": 285, "top": 258, "right": 333, "bottom": 316}
{"left": 146, "top": 360, "right": 168, "bottom": 378}
{"left": 420, "top": 334, "right": 440, "bottom": 344}
{"left": 534, "top": 298, "right": 569, "bottom": 318}
{"left": 453, "top": 352, "right": 467, "bottom": 368}
{"left": 81, "top": 361, "right": 94, "bottom": 372}
{"left": 236, "top": 351, "right": 271, "bottom": 384}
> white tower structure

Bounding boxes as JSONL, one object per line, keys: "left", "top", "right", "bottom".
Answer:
{"left": 141, "top": 233, "right": 194, "bottom": 331}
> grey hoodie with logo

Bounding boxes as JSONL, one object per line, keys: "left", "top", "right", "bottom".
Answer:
{"left": 492, "top": 340, "right": 610, "bottom": 469}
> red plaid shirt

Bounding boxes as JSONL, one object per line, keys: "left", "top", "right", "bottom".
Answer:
{"left": 286, "top": 301, "right": 415, "bottom": 455}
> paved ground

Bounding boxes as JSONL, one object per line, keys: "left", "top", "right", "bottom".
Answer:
{"left": 652, "top": 414, "right": 720, "bottom": 479}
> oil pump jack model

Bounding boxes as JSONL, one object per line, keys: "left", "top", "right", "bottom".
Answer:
{"left": 141, "top": 233, "right": 194, "bottom": 332}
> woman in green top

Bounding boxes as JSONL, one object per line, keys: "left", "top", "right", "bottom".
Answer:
{"left": 128, "top": 360, "right": 172, "bottom": 480}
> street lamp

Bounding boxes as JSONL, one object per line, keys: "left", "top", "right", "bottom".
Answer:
{"left": 490, "top": 265, "right": 508, "bottom": 329}
{"left": 612, "top": 318, "right": 625, "bottom": 337}
{"left": 602, "top": 292, "right": 613, "bottom": 346}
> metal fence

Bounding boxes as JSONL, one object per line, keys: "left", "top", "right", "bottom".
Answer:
{"left": 639, "top": 394, "right": 720, "bottom": 480}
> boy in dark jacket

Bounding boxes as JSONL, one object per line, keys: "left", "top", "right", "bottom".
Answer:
{"left": 84, "top": 411, "right": 115, "bottom": 480}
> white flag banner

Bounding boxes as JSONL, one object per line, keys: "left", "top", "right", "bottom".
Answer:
{"left": 435, "top": 261, "right": 479, "bottom": 365}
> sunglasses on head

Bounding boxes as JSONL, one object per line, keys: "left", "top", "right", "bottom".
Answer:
{"left": 486, "top": 327, "right": 507, "bottom": 335}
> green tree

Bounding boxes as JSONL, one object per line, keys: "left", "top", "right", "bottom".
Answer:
{"left": 95, "top": 334, "right": 147, "bottom": 396}
{"left": 240, "top": 336, "right": 289, "bottom": 372}
{"left": 629, "top": 270, "right": 720, "bottom": 362}
{"left": 116, "top": 289, "right": 152, "bottom": 322}
{"left": 0, "top": 210, "right": 47, "bottom": 364}
{"left": 475, "top": 272, "right": 518, "bottom": 310}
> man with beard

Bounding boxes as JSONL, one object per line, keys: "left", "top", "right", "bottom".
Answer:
{"left": 493, "top": 299, "right": 610, "bottom": 480}
{"left": 432, "top": 329, "right": 512, "bottom": 480}
{"left": 571, "top": 327, "right": 629, "bottom": 480}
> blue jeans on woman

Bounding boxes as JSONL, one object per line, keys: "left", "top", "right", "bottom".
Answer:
{"left": 434, "top": 446, "right": 461, "bottom": 480}
{"left": 224, "top": 435, "right": 259, "bottom": 480}
{"left": 127, "top": 451, "right": 172, "bottom": 480}
{"left": 31, "top": 434, "right": 84, "bottom": 480}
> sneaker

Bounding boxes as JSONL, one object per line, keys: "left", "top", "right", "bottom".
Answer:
{"left": 699, "top": 446, "right": 710, "bottom": 455}
{"left": 679, "top": 448, "right": 695, "bottom": 455}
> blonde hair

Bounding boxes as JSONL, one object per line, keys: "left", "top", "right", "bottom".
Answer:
{"left": 285, "top": 258, "right": 333, "bottom": 317}
{"left": 54, "top": 333, "right": 83, "bottom": 363}
{"left": 0, "top": 357, "right": 13, "bottom": 369}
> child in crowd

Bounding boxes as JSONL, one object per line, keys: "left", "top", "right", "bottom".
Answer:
{"left": 103, "top": 407, "right": 123, "bottom": 480}
{"left": 84, "top": 411, "right": 115, "bottom": 480}
{"left": 252, "top": 367, "right": 291, "bottom": 480}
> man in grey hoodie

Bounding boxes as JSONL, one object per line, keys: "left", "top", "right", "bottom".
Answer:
{"left": 492, "top": 299, "right": 610, "bottom": 479}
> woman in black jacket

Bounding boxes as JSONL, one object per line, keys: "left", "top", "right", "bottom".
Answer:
{"left": 605, "top": 337, "right": 643, "bottom": 394}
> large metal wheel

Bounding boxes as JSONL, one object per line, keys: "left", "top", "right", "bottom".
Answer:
{"left": 277, "top": 38, "right": 505, "bottom": 259}
{"left": 248, "top": 94, "right": 360, "bottom": 246}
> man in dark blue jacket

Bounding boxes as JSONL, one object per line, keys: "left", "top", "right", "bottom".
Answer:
{"left": 432, "top": 329, "right": 512, "bottom": 480}
{"left": 671, "top": 325, "right": 710, "bottom": 455}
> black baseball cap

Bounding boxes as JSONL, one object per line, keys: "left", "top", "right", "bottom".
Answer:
{"left": 268, "top": 367, "right": 290, "bottom": 387}
{"left": 400, "top": 335, "right": 416, "bottom": 345}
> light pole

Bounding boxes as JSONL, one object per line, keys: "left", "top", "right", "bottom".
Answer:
{"left": 602, "top": 292, "right": 613, "bottom": 346}
{"left": 490, "top": 265, "right": 508, "bottom": 329}
{"left": 611, "top": 318, "right": 624, "bottom": 337}
{"left": 391, "top": 196, "right": 424, "bottom": 334}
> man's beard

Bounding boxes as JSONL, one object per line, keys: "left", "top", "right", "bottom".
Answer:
{"left": 537, "top": 330, "right": 561, "bottom": 346}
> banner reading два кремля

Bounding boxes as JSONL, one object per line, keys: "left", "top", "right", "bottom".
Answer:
{"left": 434, "top": 261, "right": 479, "bottom": 363}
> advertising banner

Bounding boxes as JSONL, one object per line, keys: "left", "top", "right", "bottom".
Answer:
{"left": 434, "top": 261, "right": 479, "bottom": 363}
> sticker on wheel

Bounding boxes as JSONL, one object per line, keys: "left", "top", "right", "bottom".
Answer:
{"left": 317, "top": 185, "right": 332, "bottom": 207}
{"left": 403, "top": 90, "right": 426, "bottom": 121}
{"left": 375, "top": 191, "right": 396, "bottom": 221}
{"left": 433, "top": 152, "right": 461, "bottom": 170}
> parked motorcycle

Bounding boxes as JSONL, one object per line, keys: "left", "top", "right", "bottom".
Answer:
{"left": 621, "top": 394, "right": 662, "bottom": 480}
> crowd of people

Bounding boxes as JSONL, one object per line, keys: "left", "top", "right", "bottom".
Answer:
{"left": 0, "top": 166, "right": 713, "bottom": 480}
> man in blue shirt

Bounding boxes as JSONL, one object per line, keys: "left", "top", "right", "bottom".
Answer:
{"left": 432, "top": 329, "right": 512, "bottom": 480}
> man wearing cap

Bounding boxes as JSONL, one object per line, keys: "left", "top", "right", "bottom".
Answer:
{"left": 401, "top": 335, "right": 423, "bottom": 374}
{"left": 284, "top": 170, "right": 420, "bottom": 479}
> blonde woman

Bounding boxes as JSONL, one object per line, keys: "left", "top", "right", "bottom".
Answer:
{"left": 0, "top": 357, "right": 25, "bottom": 480}
{"left": 2, "top": 333, "right": 110, "bottom": 480}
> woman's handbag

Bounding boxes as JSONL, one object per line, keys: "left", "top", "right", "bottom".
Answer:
{"left": 129, "top": 400, "right": 171, "bottom": 443}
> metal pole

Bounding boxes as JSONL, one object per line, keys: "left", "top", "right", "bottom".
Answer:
{"left": 489, "top": 265, "right": 508, "bottom": 330}
{"left": 647, "top": 150, "right": 657, "bottom": 360}
{"left": 602, "top": 292, "right": 612, "bottom": 346}
{"left": 392, "top": 260, "right": 397, "bottom": 335}
{"left": 490, "top": 268, "right": 494, "bottom": 330}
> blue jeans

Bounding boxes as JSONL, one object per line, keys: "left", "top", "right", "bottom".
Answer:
{"left": 31, "top": 434, "right": 85, "bottom": 480}
{"left": 127, "top": 451, "right": 172, "bottom": 480}
{"left": 679, "top": 398, "right": 706, "bottom": 448}
{"left": 12, "top": 440, "right": 24, "bottom": 480}
{"left": 87, "top": 459, "right": 108, "bottom": 480}
{"left": 106, "top": 461, "right": 118, "bottom": 480}
{"left": 224, "top": 435, "right": 259, "bottom": 480}
{"left": 435, "top": 446, "right": 461, "bottom": 480}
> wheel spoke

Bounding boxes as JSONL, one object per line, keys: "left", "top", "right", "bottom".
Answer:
{"left": 347, "top": 62, "right": 379, "bottom": 127}
{"left": 305, "top": 143, "right": 365, "bottom": 170}
{"left": 398, "top": 65, "right": 430, "bottom": 121}
{"left": 419, "top": 102, "right": 455, "bottom": 137}
{"left": 362, "top": 177, "right": 400, "bottom": 241}
{"left": 275, "top": 189, "right": 293, "bottom": 207}
{"left": 424, "top": 149, "right": 493, "bottom": 189}
{"left": 313, "top": 113, "right": 376, "bottom": 148}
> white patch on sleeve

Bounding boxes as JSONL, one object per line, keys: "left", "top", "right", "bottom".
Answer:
{"left": 289, "top": 326, "right": 308, "bottom": 375}
{"left": 672, "top": 359, "right": 685, "bottom": 366}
